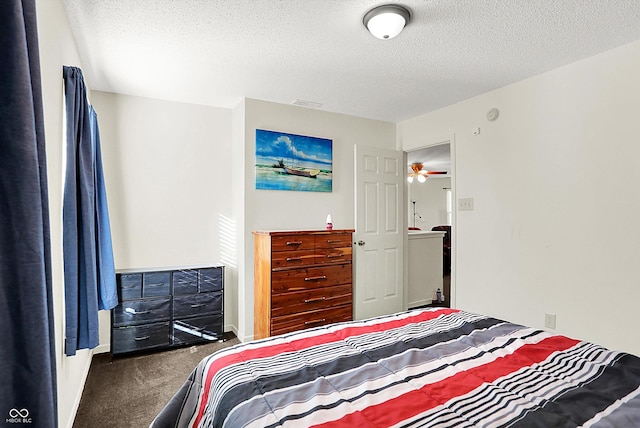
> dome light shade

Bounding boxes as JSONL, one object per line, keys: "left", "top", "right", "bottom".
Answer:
{"left": 363, "top": 5, "right": 410, "bottom": 40}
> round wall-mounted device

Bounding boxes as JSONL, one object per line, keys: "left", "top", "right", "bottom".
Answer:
{"left": 487, "top": 108, "right": 500, "bottom": 121}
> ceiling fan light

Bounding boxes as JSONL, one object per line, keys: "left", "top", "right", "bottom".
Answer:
{"left": 407, "top": 175, "right": 414, "bottom": 183}
{"left": 417, "top": 174, "right": 427, "bottom": 183}
{"left": 363, "top": 5, "right": 410, "bottom": 40}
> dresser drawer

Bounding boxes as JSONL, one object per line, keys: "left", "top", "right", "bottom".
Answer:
{"left": 199, "top": 267, "right": 223, "bottom": 292}
{"left": 172, "top": 314, "right": 222, "bottom": 345}
{"left": 271, "top": 305, "right": 352, "bottom": 336}
{"left": 173, "top": 292, "right": 222, "bottom": 318}
{"left": 271, "top": 234, "right": 315, "bottom": 252}
{"left": 118, "top": 273, "right": 142, "bottom": 300}
{"left": 271, "top": 284, "right": 352, "bottom": 318}
{"left": 112, "top": 297, "right": 171, "bottom": 326}
{"left": 172, "top": 269, "right": 199, "bottom": 295}
{"left": 315, "top": 233, "right": 352, "bottom": 249}
{"left": 142, "top": 271, "right": 171, "bottom": 297}
{"left": 112, "top": 322, "right": 171, "bottom": 354}
{"left": 271, "top": 249, "right": 316, "bottom": 269}
{"left": 315, "top": 246, "right": 352, "bottom": 265}
{"left": 271, "top": 264, "right": 352, "bottom": 293}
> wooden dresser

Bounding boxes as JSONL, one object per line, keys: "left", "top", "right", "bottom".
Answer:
{"left": 253, "top": 229, "right": 354, "bottom": 339}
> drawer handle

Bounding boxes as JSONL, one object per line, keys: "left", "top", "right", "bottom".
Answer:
{"left": 203, "top": 279, "right": 217, "bottom": 283}
{"left": 286, "top": 257, "right": 302, "bottom": 262}
{"left": 190, "top": 303, "right": 205, "bottom": 308}
{"left": 286, "top": 241, "right": 303, "bottom": 246}
{"left": 125, "top": 307, "right": 151, "bottom": 315}
{"left": 134, "top": 335, "right": 150, "bottom": 341}
{"left": 304, "top": 296, "right": 326, "bottom": 304}
{"left": 326, "top": 254, "right": 343, "bottom": 258}
{"left": 327, "top": 240, "right": 342, "bottom": 244}
{"left": 305, "top": 319, "right": 326, "bottom": 326}
{"left": 304, "top": 275, "right": 327, "bottom": 281}
{"left": 145, "top": 282, "right": 166, "bottom": 287}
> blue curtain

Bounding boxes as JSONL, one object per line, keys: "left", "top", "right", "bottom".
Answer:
{"left": 0, "top": 0, "right": 58, "bottom": 426}
{"left": 90, "top": 105, "right": 118, "bottom": 311}
{"left": 62, "top": 66, "right": 118, "bottom": 356}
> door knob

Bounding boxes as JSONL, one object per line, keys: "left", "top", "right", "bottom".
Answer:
{"left": 357, "top": 240, "right": 365, "bottom": 246}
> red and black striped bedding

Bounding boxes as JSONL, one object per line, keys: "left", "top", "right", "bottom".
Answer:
{"left": 152, "top": 308, "right": 640, "bottom": 427}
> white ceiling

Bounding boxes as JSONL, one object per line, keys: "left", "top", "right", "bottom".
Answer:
{"left": 62, "top": 0, "right": 640, "bottom": 124}
{"left": 407, "top": 142, "right": 450, "bottom": 176}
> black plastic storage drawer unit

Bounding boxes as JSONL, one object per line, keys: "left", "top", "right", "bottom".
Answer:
{"left": 111, "top": 266, "right": 224, "bottom": 355}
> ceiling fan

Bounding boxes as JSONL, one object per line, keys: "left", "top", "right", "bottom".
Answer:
{"left": 407, "top": 162, "right": 447, "bottom": 183}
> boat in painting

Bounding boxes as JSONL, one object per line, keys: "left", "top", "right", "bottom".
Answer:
{"left": 284, "top": 165, "right": 320, "bottom": 178}
{"left": 282, "top": 140, "right": 320, "bottom": 178}
{"left": 271, "top": 158, "right": 318, "bottom": 177}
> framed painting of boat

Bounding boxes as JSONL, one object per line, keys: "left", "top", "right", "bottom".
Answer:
{"left": 255, "top": 129, "right": 332, "bottom": 192}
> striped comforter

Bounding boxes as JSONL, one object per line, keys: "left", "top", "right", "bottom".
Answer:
{"left": 152, "top": 308, "right": 640, "bottom": 427}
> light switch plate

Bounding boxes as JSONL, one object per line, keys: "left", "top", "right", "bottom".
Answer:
{"left": 545, "top": 313, "right": 556, "bottom": 329}
{"left": 458, "top": 198, "right": 474, "bottom": 211}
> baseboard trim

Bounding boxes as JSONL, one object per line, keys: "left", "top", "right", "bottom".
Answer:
{"left": 224, "top": 323, "right": 237, "bottom": 337}
{"left": 94, "top": 343, "right": 110, "bottom": 354}
{"left": 63, "top": 350, "right": 94, "bottom": 428}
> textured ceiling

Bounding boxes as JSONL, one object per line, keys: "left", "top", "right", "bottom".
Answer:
{"left": 407, "top": 142, "right": 450, "bottom": 176}
{"left": 62, "top": 0, "right": 640, "bottom": 123}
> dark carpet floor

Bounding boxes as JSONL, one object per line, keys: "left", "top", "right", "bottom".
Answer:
{"left": 73, "top": 332, "right": 239, "bottom": 428}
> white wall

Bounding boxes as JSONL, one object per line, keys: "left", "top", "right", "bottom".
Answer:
{"left": 408, "top": 177, "right": 451, "bottom": 229}
{"left": 237, "top": 98, "right": 396, "bottom": 341}
{"left": 78, "top": 95, "right": 398, "bottom": 347}
{"left": 36, "top": 1, "right": 93, "bottom": 427}
{"left": 230, "top": 100, "right": 246, "bottom": 343}
{"left": 398, "top": 40, "right": 640, "bottom": 357}
{"left": 92, "top": 92, "right": 236, "bottom": 336}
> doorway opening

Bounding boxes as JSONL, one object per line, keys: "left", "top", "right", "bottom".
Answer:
{"left": 405, "top": 139, "right": 454, "bottom": 309}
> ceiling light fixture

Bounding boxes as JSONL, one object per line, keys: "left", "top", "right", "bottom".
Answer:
{"left": 363, "top": 4, "right": 411, "bottom": 40}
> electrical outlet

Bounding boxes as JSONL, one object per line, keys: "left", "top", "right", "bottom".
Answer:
{"left": 458, "top": 197, "right": 474, "bottom": 211}
{"left": 545, "top": 313, "right": 556, "bottom": 329}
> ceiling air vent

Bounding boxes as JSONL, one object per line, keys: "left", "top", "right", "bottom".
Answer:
{"left": 291, "top": 99, "right": 322, "bottom": 109}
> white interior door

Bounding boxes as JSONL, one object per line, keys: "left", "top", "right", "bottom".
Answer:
{"left": 354, "top": 145, "right": 404, "bottom": 320}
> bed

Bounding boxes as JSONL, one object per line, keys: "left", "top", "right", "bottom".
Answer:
{"left": 151, "top": 308, "right": 640, "bottom": 427}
